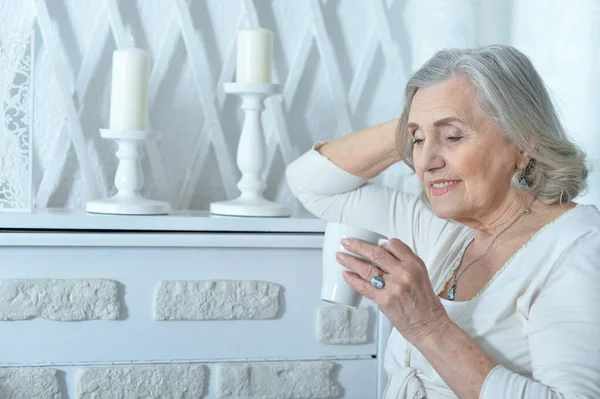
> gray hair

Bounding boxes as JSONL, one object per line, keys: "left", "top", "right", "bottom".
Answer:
{"left": 395, "top": 45, "right": 588, "bottom": 204}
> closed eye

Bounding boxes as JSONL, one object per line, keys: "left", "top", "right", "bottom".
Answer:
{"left": 447, "top": 136, "right": 462, "bottom": 142}
{"left": 411, "top": 128, "right": 425, "bottom": 145}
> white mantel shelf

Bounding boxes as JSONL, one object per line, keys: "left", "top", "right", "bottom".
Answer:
{"left": 0, "top": 209, "right": 326, "bottom": 233}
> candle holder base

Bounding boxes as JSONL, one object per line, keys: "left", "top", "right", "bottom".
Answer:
{"left": 86, "top": 195, "right": 170, "bottom": 215}
{"left": 210, "top": 196, "right": 289, "bottom": 217}
{"left": 86, "top": 129, "right": 171, "bottom": 216}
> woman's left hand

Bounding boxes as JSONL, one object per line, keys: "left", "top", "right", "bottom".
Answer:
{"left": 337, "top": 238, "right": 451, "bottom": 345}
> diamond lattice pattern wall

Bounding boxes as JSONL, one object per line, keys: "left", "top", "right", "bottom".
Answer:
{"left": 1, "top": 0, "right": 599, "bottom": 211}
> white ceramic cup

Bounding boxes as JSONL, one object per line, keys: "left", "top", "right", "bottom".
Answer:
{"left": 321, "top": 222, "right": 388, "bottom": 308}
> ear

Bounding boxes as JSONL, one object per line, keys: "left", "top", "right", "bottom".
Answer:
{"left": 516, "top": 148, "right": 531, "bottom": 170}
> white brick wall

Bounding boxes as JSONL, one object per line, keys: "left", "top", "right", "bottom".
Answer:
{"left": 0, "top": 368, "right": 61, "bottom": 399}
{"left": 217, "top": 361, "right": 341, "bottom": 398}
{"left": 0, "top": 279, "right": 121, "bottom": 321}
{"left": 317, "top": 306, "right": 371, "bottom": 345}
{"left": 77, "top": 365, "right": 205, "bottom": 398}
{"left": 154, "top": 280, "right": 281, "bottom": 320}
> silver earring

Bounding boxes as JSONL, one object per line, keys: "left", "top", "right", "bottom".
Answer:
{"left": 519, "top": 176, "right": 530, "bottom": 189}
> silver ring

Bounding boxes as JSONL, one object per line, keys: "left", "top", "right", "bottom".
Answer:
{"left": 370, "top": 274, "right": 385, "bottom": 289}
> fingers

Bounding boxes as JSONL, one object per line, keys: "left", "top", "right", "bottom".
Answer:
{"left": 341, "top": 271, "right": 378, "bottom": 300}
{"left": 340, "top": 238, "right": 396, "bottom": 272}
{"left": 336, "top": 252, "right": 384, "bottom": 281}
{"left": 381, "top": 238, "right": 415, "bottom": 260}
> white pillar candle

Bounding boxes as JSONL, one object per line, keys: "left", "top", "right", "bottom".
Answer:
{"left": 236, "top": 28, "right": 273, "bottom": 83}
{"left": 109, "top": 47, "right": 150, "bottom": 131}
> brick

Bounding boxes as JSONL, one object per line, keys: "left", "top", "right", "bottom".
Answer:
{"left": 0, "top": 279, "right": 120, "bottom": 321}
{"left": 0, "top": 368, "right": 61, "bottom": 399}
{"left": 154, "top": 280, "right": 281, "bottom": 320}
{"left": 317, "top": 306, "right": 371, "bottom": 344}
{"left": 77, "top": 365, "right": 205, "bottom": 398}
{"left": 217, "top": 361, "right": 340, "bottom": 398}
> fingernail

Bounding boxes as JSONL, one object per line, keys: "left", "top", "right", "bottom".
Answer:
{"left": 336, "top": 252, "right": 347, "bottom": 261}
{"left": 341, "top": 238, "right": 351, "bottom": 246}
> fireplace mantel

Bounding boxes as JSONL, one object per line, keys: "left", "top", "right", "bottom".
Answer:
{"left": 0, "top": 208, "right": 326, "bottom": 233}
{"left": 0, "top": 215, "right": 387, "bottom": 398}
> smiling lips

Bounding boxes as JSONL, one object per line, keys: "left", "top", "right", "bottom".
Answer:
{"left": 429, "top": 179, "right": 461, "bottom": 196}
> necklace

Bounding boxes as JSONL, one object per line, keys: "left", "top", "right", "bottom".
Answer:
{"left": 446, "top": 204, "right": 532, "bottom": 301}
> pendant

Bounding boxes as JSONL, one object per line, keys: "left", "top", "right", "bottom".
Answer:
{"left": 446, "top": 284, "right": 456, "bottom": 301}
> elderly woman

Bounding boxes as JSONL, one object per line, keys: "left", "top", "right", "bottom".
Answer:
{"left": 286, "top": 45, "right": 600, "bottom": 398}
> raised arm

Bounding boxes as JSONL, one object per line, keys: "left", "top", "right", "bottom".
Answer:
{"left": 317, "top": 119, "right": 401, "bottom": 179}
{"left": 286, "top": 120, "right": 459, "bottom": 258}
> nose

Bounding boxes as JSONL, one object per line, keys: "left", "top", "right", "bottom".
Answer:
{"left": 415, "top": 138, "right": 445, "bottom": 173}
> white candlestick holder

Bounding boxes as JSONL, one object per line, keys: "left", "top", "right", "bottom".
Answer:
{"left": 86, "top": 129, "right": 171, "bottom": 215}
{"left": 210, "top": 83, "right": 290, "bottom": 217}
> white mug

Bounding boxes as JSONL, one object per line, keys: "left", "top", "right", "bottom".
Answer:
{"left": 321, "top": 222, "right": 388, "bottom": 308}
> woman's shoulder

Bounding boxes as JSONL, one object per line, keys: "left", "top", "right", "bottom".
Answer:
{"left": 576, "top": 203, "right": 600, "bottom": 219}
{"left": 550, "top": 203, "right": 600, "bottom": 240}
{"left": 507, "top": 204, "right": 599, "bottom": 280}
{"left": 527, "top": 203, "right": 598, "bottom": 240}
{"left": 538, "top": 204, "right": 600, "bottom": 276}
{"left": 530, "top": 205, "right": 600, "bottom": 313}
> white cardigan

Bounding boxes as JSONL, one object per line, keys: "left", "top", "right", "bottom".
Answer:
{"left": 286, "top": 145, "right": 600, "bottom": 399}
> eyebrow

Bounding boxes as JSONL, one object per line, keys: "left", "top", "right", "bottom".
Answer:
{"left": 407, "top": 116, "right": 467, "bottom": 130}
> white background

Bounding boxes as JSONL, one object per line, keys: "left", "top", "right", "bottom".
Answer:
{"left": 1, "top": 0, "right": 598, "bottom": 211}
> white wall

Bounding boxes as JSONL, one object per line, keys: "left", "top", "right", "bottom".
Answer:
{"left": 1, "top": 0, "right": 598, "bottom": 210}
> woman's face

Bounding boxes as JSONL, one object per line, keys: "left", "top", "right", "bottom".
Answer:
{"left": 409, "top": 76, "right": 528, "bottom": 222}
